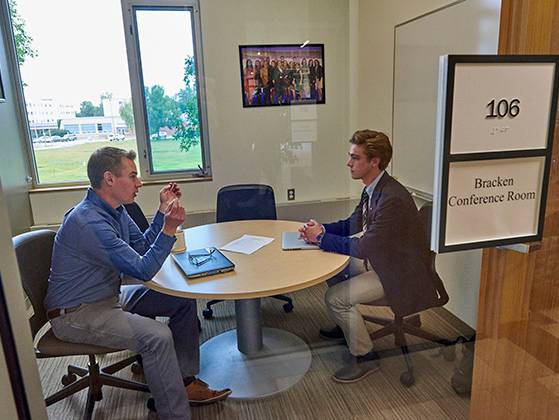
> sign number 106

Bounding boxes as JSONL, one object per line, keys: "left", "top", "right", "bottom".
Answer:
{"left": 485, "top": 98, "right": 520, "bottom": 118}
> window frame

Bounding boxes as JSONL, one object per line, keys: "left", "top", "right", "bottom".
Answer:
{"left": 121, "top": 0, "right": 212, "bottom": 181}
{"left": 4, "top": 0, "right": 211, "bottom": 188}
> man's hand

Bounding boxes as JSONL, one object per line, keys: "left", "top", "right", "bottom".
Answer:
{"left": 298, "top": 219, "right": 323, "bottom": 243}
{"left": 159, "top": 182, "right": 182, "bottom": 213}
{"left": 162, "top": 198, "right": 186, "bottom": 237}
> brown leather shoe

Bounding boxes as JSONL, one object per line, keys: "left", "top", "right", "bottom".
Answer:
{"left": 186, "top": 378, "right": 232, "bottom": 406}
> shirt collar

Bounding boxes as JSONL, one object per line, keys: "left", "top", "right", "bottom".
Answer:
{"left": 86, "top": 188, "right": 124, "bottom": 219}
{"left": 365, "top": 170, "right": 385, "bottom": 200}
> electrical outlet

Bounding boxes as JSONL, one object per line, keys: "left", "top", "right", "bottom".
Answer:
{"left": 287, "top": 188, "right": 295, "bottom": 201}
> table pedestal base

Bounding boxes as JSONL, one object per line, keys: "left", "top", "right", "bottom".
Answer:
{"left": 198, "top": 327, "right": 311, "bottom": 399}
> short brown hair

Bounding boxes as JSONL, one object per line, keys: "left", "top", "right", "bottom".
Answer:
{"left": 349, "top": 130, "right": 392, "bottom": 170}
{"left": 87, "top": 147, "right": 136, "bottom": 189}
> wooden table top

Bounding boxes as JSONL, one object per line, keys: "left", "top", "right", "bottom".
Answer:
{"left": 146, "top": 220, "right": 349, "bottom": 299}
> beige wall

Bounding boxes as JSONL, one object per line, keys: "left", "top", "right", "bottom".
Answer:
{"left": 356, "top": 0, "right": 455, "bottom": 133}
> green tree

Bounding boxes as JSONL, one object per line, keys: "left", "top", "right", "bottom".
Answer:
{"left": 144, "top": 85, "right": 179, "bottom": 137}
{"left": 8, "top": 0, "right": 37, "bottom": 64}
{"left": 76, "top": 100, "right": 104, "bottom": 117}
{"left": 174, "top": 56, "right": 200, "bottom": 152}
{"left": 119, "top": 100, "right": 135, "bottom": 133}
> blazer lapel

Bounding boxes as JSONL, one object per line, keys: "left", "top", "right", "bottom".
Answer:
{"left": 369, "top": 173, "right": 390, "bottom": 221}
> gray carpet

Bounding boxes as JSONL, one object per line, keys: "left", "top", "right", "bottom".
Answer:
{"left": 38, "top": 282, "right": 471, "bottom": 419}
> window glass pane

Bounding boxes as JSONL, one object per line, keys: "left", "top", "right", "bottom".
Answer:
{"left": 135, "top": 8, "right": 203, "bottom": 173}
{"left": 12, "top": 0, "right": 135, "bottom": 184}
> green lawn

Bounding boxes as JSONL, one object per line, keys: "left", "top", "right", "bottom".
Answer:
{"left": 35, "top": 139, "right": 203, "bottom": 184}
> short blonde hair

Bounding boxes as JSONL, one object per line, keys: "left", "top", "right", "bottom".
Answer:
{"left": 349, "top": 130, "right": 392, "bottom": 170}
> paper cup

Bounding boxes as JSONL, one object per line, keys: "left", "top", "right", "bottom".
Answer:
{"left": 172, "top": 228, "right": 187, "bottom": 253}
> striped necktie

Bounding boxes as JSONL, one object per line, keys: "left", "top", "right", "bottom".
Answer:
{"left": 361, "top": 188, "right": 370, "bottom": 271}
{"left": 362, "top": 189, "right": 370, "bottom": 233}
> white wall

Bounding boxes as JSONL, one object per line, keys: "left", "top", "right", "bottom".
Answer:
{"left": 30, "top": 0, "right": 354, "bottom": 226}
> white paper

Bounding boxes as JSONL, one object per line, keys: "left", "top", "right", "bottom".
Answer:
{"left": 220, "top": 235, "right": 274, "bottom": 255}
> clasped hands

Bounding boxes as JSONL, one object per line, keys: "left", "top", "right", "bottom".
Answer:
{"left": 298, "top": 219, "right": 324, "bottom": 244}
{"left": 159, "top": 182, "right": 186, "bottom": 237}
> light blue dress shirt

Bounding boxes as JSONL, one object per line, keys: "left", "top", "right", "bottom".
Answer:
{"left": 45, "top": 188, "right": 175, "bottom": 310}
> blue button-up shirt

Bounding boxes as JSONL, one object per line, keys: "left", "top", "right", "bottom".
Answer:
{"left": 44, "top": 188, "right": 176, "bottom": 310}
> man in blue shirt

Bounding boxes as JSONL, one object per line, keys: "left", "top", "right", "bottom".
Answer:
{"left": 45, "top": 147, "right": 230, "bottom": 420}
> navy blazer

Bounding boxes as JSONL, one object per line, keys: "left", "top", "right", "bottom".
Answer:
{"left": 321, "top": 173, "right": 439, "bottom": 317}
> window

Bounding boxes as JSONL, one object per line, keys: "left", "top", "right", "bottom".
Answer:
{"left": 7, "top": 0, "right": 209, "bottom": 186}
{"left": 122, "top": 0, "right": 210, "bottom": 178}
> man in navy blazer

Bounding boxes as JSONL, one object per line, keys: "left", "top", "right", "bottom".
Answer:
{"left": 300, "top": 130, "right": 438, "bottom": 383}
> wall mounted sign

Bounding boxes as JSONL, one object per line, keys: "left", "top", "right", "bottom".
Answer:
{"left": 239, "top": 44, "right": 325, "bottom": 107}
{"left": 432, "top": 55, "right": 559, "bottom": 253}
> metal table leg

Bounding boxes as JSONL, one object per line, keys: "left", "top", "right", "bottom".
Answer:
{"left": 198, "top": 298, "right": 312, "bottom": 399}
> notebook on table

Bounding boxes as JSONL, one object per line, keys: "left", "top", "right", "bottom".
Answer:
{"left": 172, "top": 247, "right": 235, "bottom": 279}
{"left": 281, "top": 232, "right": 320, "bottom": 250}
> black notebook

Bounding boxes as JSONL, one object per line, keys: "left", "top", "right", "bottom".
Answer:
{"left": 172, "top": 247, "right": 235, "bottom": 279}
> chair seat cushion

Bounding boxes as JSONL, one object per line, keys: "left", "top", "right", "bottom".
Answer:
{"left": 37, "top": 327, "right": 124, "bottom": 357}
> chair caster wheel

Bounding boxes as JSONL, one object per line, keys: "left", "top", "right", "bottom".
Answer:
{"left": 61, "top": 373, "right": 77, "bottom": 386}
{"left": 147, "top": 397, "right": 156, "bottom": 412}
{"left": 400, "top": 371, "right": 415, "bottom": 387}
{"left": 131, "top": 362, "right": 144, "bottom": 375}
{"left": 441, "top": 346, "right": 456, "bottom": 362}
{"left": 283, "top": 303, "right": 294, "bottom": 313}
{"left": 202, "top": 309, "right": 213, "bottom": 319}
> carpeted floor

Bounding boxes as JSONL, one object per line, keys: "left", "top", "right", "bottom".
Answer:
{"left": 37, "top": 282, "right": 473, "bottom": 419}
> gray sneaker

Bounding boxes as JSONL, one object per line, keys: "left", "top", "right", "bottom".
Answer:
{"left": 332, "top": 356, "right": 380, "bottom": 383}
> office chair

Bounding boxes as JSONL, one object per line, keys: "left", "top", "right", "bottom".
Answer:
{"left": 202, "top": 184, "right": 294, "bottom": 319}
{"left": 361, "top": 204, "right": 455, "bottom": 387}
{"left": 124, "top": 202, "right": 150, "bottom": 233}
{"left": 13, "top": 230, "right": 149, "bottom": 420}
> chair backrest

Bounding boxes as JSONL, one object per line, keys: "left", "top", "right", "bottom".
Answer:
{"left": 418, "top": 204, "right": 449, "bottom": 307}
{"left": 12, "top": 229, "right": 56, "bottom": 338}
{"left": 216, "top": 184, "right": 277, "bottom": 222}
{"left": 124, "top": 202, "right": 150, "bottom": 233}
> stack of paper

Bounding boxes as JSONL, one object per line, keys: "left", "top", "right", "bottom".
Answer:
{"left": 220, "top": 235, "right": 274, "bottom": 255}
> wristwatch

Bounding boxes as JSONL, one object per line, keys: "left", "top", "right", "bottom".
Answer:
{"left": 315, "top": 232, "right": 324, "bottom": 246}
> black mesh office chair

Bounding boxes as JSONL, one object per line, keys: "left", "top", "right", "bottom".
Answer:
{"left": 361, "top": 204, "right": 455, "bottom": 386}
{"left": 13, "top": 230, "right": 149, "bottom": 420}
{"left": 202, "top": 184, "right": 294, "bottom": 319}
{"left": 124, "top": 202, "right": 150, "bottom": 233}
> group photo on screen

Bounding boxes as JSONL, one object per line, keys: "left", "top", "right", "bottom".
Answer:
{"left": 239, "top": 44, "right": 325, "bottom": 107}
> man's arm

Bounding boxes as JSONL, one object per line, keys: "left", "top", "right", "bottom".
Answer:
{"left": 81, "top": 219, "right": 174, "bottom": 281}
{"left": 299, "top": 201, "right": 363, "bottom": 243}
{"left": 128, "top": 182, "right": 183, "bottom": 252}
{"left": 320, "top": 195, "right": 401, "bottom": 258}
{"left": 128, "top": 210, "right": 165, "bottom": 254}
{"left": 82, "top": 199, "right": 185, "bottom": 281}
{"left": 323, "top": 202, "right": 363, "bottom": 237}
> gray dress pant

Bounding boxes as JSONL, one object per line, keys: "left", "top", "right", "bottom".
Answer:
{"left": 50, "top": 285, "right": 199, "bottom": 420}
{"left": 325, "top": 257, "right": 385, "bottom": 356}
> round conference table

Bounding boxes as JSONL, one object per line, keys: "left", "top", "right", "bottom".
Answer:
{"left": 147, "top": 220, "right": 349, "bottom": 399}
